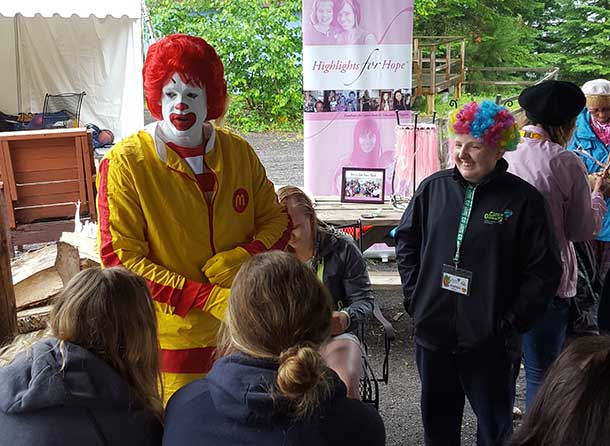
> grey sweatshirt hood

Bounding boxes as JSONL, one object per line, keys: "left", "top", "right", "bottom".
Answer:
{"left": 0, "top": 337, "right": 139, "bottom": 414}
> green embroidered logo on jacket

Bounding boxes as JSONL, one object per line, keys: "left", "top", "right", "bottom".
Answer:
{"left": 484, "top": 209, "right": 513, "bottom": 225}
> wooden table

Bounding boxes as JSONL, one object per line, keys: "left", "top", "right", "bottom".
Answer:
{"left": 314, "top": 196, "right": 407, "bottom": 252}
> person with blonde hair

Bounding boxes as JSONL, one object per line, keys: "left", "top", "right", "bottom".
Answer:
{"left": 568, "top": 79, "right": 610, "bottom": 280}
{"left": 163, "top": 251, "right": 384, "bottom": 446}
{"left": 0, "top": 267, "right": 163, "bottom": 446}
{"left": 277, "top": 185, "right": 374, "bottom": 399}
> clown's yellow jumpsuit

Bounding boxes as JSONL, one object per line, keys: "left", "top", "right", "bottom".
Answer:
{"left": 97, "top": 123, "right": 291, "bottom": 401}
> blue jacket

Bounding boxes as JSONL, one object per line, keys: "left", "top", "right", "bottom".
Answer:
{"left": 568, "top": 109, "right": 610, "bottom": 241}
{"left": 163, "top": 352, "right": 385, "bottom": 446}
{"left": 0, "top": 338, "right": 162, "bottom": 446}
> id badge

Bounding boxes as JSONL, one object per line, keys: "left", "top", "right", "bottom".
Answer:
{"left": 441, "top": 264, "right": 473, "bottom": 296}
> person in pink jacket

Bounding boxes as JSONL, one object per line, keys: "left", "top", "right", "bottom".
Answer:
{"left": 504, "top": 80, "right": 609, "bottom": 408}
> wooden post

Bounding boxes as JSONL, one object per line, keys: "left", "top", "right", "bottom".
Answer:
{"left": 0, "top": 190, "right": 17, "bottom": 347}
{"left": 445, "top": 41, "right": 451, "bottom": 81}
{"left": 427, "top": 45, "right": 437, "bottom": 114}
{"left": 457, "top": 39, "right": 466, "bottom": 99}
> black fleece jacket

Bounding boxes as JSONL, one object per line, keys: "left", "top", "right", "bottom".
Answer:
{"left": 395, "top": 159, "right": 562, "bottom": 352}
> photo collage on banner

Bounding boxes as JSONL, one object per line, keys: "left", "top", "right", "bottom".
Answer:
{"left": 303, "top": 0, "right": 414, "bottom": 196}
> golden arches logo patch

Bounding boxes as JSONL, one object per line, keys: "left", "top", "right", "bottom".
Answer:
{"left": 233, "top": 188, "right": 249, "bottom": 213}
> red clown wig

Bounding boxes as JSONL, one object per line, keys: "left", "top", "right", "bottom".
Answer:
{"left": 143, "top": 34, "right": 227, "bottom": 121}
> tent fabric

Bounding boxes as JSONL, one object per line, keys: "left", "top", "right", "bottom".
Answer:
{"left": 0, "top": 0, "right": 141, "bottom": 19}
{"left": 0, "top": 0, "right": 143, "bottom": 139}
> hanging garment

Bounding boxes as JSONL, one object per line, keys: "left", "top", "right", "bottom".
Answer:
{"left": 394, "top": 124, "right": 441, "bottom": 195}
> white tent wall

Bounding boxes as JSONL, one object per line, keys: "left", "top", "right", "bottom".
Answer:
{"left": 0, "top": 0, "right": 144, "bottom": 139}
{"left": 17, "top": 15, "right": 143, "bottom": 139}
{"left": 0, "top": 17, "right": 19, "bottom": 114}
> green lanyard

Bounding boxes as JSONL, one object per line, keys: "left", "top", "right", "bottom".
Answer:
{"left": 453, "top": 184, "right": 476, "bottom": 267}
{"left": 316, "top": 258, "right": 325, "bottom": 282}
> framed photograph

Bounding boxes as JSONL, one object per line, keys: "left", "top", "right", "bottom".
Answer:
{"left": 341, "top": 167, "right": 386, "bottom": 204}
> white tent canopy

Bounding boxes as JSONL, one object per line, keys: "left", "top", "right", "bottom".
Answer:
{"left": 0, "top": 0, "right": 144, "bottom": 139}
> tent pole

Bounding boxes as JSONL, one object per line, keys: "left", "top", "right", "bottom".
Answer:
{"left": 14, "top": 15, "right": 22, "bottom": 114}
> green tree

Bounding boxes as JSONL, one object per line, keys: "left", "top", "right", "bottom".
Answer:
{"left": 414, "top": 0, "right": 546, "bottom": 70}
{"left": 542, "top": 0, "right": 610, "bottom": 84}
{"left": 147, "top": 0, "right": 303, "bottom": 132}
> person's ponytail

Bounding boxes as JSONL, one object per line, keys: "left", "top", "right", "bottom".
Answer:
{"left": 276, "top": 343, "right": 331, "bottom": 418}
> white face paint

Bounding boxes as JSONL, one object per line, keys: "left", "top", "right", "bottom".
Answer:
{"left": 158, "top": 73, "right": 207, "bottom": 147}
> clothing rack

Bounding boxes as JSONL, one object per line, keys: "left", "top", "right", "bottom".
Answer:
{"left": 392, "top": 111, "right": 439, "bottom": 207}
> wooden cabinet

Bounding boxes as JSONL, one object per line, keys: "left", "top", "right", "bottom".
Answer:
{"left": 0, "top": 128, "right": 97, "bottom": 248}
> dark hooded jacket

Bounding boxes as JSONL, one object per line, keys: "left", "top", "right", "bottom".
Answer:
{"left": 0, "top": 338, "right": 162, "bottom": 446}
{"left": 162, "top": 352, "right": 385, "bottom": 446}
{"left": 315, "top": 225, "right": 374, "bottom": 331}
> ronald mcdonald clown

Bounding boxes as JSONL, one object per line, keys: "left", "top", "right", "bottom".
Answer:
{"left": 97, "top": 34, "right": 291, "bottom": 401}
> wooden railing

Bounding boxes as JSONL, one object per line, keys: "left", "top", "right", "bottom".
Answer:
{"left": 412, "top": 36, "right": 466, "bottom": 112}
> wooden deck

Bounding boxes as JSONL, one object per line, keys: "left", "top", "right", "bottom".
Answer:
{"left": 412, "top": 36, "right": 466, "bottom": 113}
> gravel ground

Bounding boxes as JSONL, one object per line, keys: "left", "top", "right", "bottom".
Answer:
{"left": 243, "top": 131, "right": 526, "bottom": 446}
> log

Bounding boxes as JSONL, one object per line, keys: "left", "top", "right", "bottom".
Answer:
{"left": 8, "top": 231, "right": 98, "bottom": 335}
{"left": 11, "top": 244, "right": 63, "bottom": 311}
{"left": 55, "top": 241, "right": 81, "bottom": 285}
{"left": 59, "top": 232, "right": 100, "bottom": 264}
{"left": 17, "top": 305, "right": 51, "bottom": 334}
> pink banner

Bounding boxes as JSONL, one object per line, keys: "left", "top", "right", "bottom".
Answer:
{"left": 303, "top": 0, "right": 413, "bottom": 46}
{"left": 304, "top": 111, "right": 411, "bottom": 195}
{"left": 302, "top": 0, "right": 414, "bottom": 197}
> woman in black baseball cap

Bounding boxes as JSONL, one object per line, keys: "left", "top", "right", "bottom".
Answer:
{"left": 504, "top": 80, "right": 609, "bottom": 409}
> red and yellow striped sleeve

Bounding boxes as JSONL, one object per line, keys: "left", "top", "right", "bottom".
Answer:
{"left": 246, "top": 146, "right": 292, "bottom": 254}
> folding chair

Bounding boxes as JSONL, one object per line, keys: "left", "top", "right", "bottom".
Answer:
{"left": 333, "top": 221, "right": 396, "bottom": 409}
{"left": 42, "top": 92, "right": 86, "bottom": 129}
{"left": 357, "top": 302, "right": 396, "bottom": 409}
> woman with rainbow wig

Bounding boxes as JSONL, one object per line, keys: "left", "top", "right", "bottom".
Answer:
{"left": 395, "top": 101, "right": 562, "bottom": 446}
{"left": 505, "top": 80, "right": 609, "bottom": 409}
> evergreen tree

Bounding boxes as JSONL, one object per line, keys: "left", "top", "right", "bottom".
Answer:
{"left": 543, "top": 0, "right": 610, "bottom": 84}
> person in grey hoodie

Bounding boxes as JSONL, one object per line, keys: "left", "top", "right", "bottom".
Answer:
{"left": 163, "top": 251, "right": 385, "bottom": 446}
{"left": 0, "top": 267, "right": 163, "bottom": 446}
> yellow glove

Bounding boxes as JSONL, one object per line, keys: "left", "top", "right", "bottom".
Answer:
{"left": 203, "top": 286, "right": 231, "bottom": 321}
{"left": 203, "top": 246, "right": 251, "bottom": 288}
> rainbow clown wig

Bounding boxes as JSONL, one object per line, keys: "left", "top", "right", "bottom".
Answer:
{"left": 143, "top": 34, "right": 227, "bottom": 121}
{"left": 449, "top": 100, "right": 520, "bottom": 152}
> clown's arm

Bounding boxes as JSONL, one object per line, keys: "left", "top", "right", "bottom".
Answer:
{"left": 203, "top": 143, "right": 292, "bottom": 287}
{"left": 97, "top": 157, "right": 228, "bottom": 320}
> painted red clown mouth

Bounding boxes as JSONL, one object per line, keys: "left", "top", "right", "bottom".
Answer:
{"left": 170, "top": 113, "right": 197, "bottom": 131}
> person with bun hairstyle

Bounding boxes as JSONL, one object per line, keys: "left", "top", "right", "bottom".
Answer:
{"left": 395, "top": 101, "right": 561, "bottom": 446}
{"left": 0, "top": 267, "right": 163, "bottom": 446}
{"left": 96, "top": 34, "right": 291, "bottom": 402}
{"left": 277, "top": 185, "right": 374, "bottom": 399}
{"left": 162, "top": 251, "right": 385, "bottom": 446}
{"left": 505, "top": 80, "right": 608, "bottom": 408}
{"left": 511, "top": 335, "right": 610, "bottom": 446}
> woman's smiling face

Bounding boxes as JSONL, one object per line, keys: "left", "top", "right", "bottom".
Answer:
{"left": 337, "top": 3, "right": 356, "bottom": 30}
{"left": 359, "top": 132, "right": 377, "bottom": 153}
{"left": 315, "top": 1, "right": 334, "bottom": 26}
{"left": 453, "top": 134, "right": 503, "bottom": 184}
